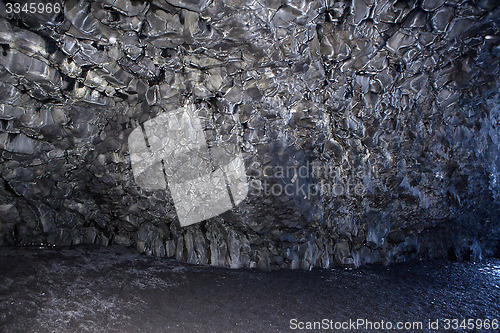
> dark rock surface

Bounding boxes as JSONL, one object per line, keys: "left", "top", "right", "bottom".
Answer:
{"left": 0, "top": 0, "right": 499, "bottom": 269}
{"left": 0, "top": 246, "right": 499, "bottom": 332}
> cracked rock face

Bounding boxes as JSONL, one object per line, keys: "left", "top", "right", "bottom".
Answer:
{"left": 0, "top": 0, "right": 499, "bottom": 270}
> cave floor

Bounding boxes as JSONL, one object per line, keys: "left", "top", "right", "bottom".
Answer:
{"left": 0, "top": 246, "right": 499, "bottom": 333}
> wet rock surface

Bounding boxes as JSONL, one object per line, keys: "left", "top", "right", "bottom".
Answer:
{"left": 0, "top": 0, "right": 499, "bottom": 269}
{"left": 0, "top": 245, "right": 499, "bottom": 332}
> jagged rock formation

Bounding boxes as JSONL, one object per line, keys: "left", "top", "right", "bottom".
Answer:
{"left": 0, "top": 0, "right": 499, "bottom": 269}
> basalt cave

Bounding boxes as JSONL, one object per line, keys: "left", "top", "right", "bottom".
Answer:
{"left": 0, "top": 0, "right": 499, "bottom": 331}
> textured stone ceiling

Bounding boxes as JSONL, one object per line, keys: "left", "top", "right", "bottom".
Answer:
{"left": 0, "top": 0, "right": 499, "bottom": 269}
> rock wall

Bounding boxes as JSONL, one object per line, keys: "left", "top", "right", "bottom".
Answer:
{"left": 0, "top": 0, "right": 499, "bottom": 269}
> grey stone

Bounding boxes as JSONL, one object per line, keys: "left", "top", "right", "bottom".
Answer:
{"left": 0, "top": 204, "right": 19, "bottom": 224}
{"left": 421, "top": 0, "right": 445, "bottom": 11}
{"left": 431, "top": 6, "right": 454, "bottom": 32}
{"left": 165, "top": 239, "right": 176, "bottom": 257}
{"left": 333, "top": 240, "right": 352, "bottom": 266}
{"left": 352, "top": 0, "right": 373, "bottom": 25}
